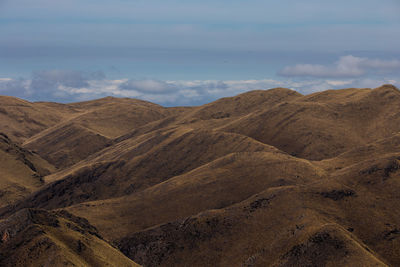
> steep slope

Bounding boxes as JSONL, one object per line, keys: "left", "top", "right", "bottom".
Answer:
{"left": 113, "top": 127, "right": 400, "bottom": 266}
{"left": 0, "top": 209, "right": 139, "bottom": 266}
{"left": 4, "top": 128, "right": 280, "bottom": 212}
{"left": 325, "top": 155, "right": 400, "bottom": 266}
{"left": 112, "top": 88, "right": 301, "bottom": 144}
{"left": 316, "top": 132, "right": 400, "bottom": 172}
{"left": 222, "top": 85, "right": 400, "bottom": 160}
{"left": 21, "top": 89, "right": 300, "bottom": 172}
{"left": 64, "top": 97, "right": 173, "bottom": 139}
{"left": 184, "top": 87, "right": 302, "bottom": 121}
{"left": 66, "top": 151, "right": 325, "bottom": 240}
{"left": 117, "top": 184, "right": 388, "bottom": 267}
{"left": 2, "top": 85, "right": 400, "bottom": 266}
{"left": 0, "top": 96, "right": 79, "bottom": 143}
{"left": 22, "top": 97, "right": 184, "bottom": 169}
{"left": 23, "top": 123, "right": 112, "bottom": 169}
{"left": 0, "top": 133, "right": 55, "bottom": 207}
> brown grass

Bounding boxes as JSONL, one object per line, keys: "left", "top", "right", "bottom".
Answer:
{"left": 1, "top": 85, "right": 400, "bottom": 266}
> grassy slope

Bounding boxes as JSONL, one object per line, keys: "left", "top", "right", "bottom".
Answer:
{"left": 0, "top": 133, "right": 55, "bottom": 208}
{"left": 222, "top": 85, "right": 400, "bottom": 160}
{"left": 66, "top": 151, "right": 325, "bottom": 240}
{"left": 113, "top": 131, "right": 400, "bottom": 266}
{"left": 1, "top": 85, "right": 400, "bottom": 266}
{"left": 0, "top": 209, "right": 139, "bottom": 266}
{"left": 5, "top": 129, "right": 280, "bottom": 212}
{"left": 23, "top": 97, "right": 179, "bottom": 168}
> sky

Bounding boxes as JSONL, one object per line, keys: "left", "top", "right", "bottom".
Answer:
{"left": 0, "top": 0, "right": 400, "bottom": 106}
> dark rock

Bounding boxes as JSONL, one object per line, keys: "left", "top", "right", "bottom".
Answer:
{"left": 320, "top": 190, "right": 356, "bottom": 201}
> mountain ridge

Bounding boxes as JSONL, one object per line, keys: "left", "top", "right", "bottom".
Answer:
{"left": 1, "top": 84, "right": 400, "bottom": 266}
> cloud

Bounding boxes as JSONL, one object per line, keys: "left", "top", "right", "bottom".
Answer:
{"left": 119, "top": 79, "right": 177, "bottom": 94}
{"left": 0, "top": 70, "right": 399, "bottom": 105}
{"left": 39, "top": 76, "right": 400, "bottom": 105}
{"left": 0, "top": 78, "right": 31, "bottom": 96}
{"left": 30, "top": 70, "right": 105, "bottom": 92}
{"left": 279, "top": 55, "right": 400, "bottom": 78}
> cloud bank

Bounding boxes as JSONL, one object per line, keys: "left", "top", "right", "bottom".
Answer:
{"left": 0, "top": 69, "right": 398, "bottom": 106}
{"left": 279, "top": 55, "right": 400, "bottom": 78}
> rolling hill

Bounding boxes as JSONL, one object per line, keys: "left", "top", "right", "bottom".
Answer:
{"left": 0, "top": 208, "right": 139, "bottom": 266}
{"left": 222, "top": 84, "right": 400, "bottom": 160}
{"left": 0, "top": 133, "right": 55, "bottom": 207}
{"left": 1, "top": 85, "right": 400, "bottom": 266}
{"left": 0, "top": 96, "right": 79, "bottom": 143}
{"left": 22, "top": 97, "right": 183, "bottom": 168}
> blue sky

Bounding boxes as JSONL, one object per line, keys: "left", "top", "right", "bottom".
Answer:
{"left": 0, "top": 0, "right": 400, "bottom": 105}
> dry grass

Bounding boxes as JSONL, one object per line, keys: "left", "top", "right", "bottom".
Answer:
{"left": 1, "top": 85, "right": 400, "bottom": 266}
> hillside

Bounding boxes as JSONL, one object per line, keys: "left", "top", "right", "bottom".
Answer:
{"left": 5, "top": 129, "right": 280, "bottom": 212}
{"left": 183, "top": 88, "right": 302, "bottom": 121}
{"left": 22, "top": 97, "right": 182, "bottom": 168}
{"left": 1, "top": 85, "right": 400, "bottom": 266}
{"left": 0, "top": 209, "right": 139, "bottom": 266}
{"left": 222, "top": 85, "right": 400, "bottom": 160}
{"left": 66, "top": 151, "right": 325, "bottom": 240}
{"left": 0, "top": 96, "right": 79, "bottom": 143}
{"left": 0, "top": 133, "right": 55, "bottom": 207}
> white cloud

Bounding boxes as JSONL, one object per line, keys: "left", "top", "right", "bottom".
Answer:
{"left": 279, "top": 55, "right": 400, "bottom": 78}
{"left": 0, "top": 71, "right": 399, "bottom": 105}
{"left": 48, "top": 77, "right": 400, "bottom": 105}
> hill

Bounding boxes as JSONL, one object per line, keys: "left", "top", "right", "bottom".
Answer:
{"left": 0, "top": 209, "right": 139, "bottom": 266}
{"left": 0, "top": 133, "right": 55, "bottom": 207}
{"left": 222, "top": 85, "right": 400, "bottom": 160}
{"left": 0, "top": 96, "right": 79, "bottom": 143}
{"left": 117, "top": 186, "right": 388, "bottom": 266}
{"left": 183, "top": 88, "right": 302, "bottom": 121}
{"left": 1, "top": 85, "right": 400, "bottom": 266}
{"left": 4, "top": 129, "right": 280, "bottom": 212}
{"left": 66, "top": 151, "right": 323, "bottom": 240}
{"left": 22, "top": 97, "right": 181, "bottom": 168}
